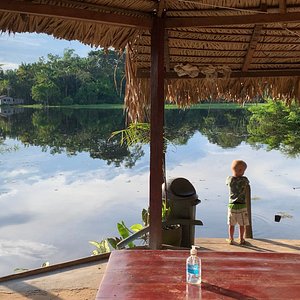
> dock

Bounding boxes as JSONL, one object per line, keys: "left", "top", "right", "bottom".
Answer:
{"left": 0, "top": 238, "right": 299, "bottom": 299}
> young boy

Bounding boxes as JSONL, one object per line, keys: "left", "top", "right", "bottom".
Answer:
{"left": 226, "top": 160, "right": 249, "bottom": 245}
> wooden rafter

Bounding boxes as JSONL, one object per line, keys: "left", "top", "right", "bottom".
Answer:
{"left": 279, "top": 0, "right": 287, "bottom": 13}
{"left": 0, "top": 0, "right": 152, "bottom": 29}
{"left": 136, "top": 69, "right": 300, "bottom": 79}
{"left": 165, "top": 11, "right": 300, "bottom": 28}
{"left": 58, "top": 0, "right": 150, "bottom": 17}
{"left": 164, "top": 32, "right": 170, "bottom": 72}
{"left": 2, "top": 1, "right": 300, "bottom": 30}
{"left": 155, "top": 0, "right": 170, "bottom": 72}
{"left": 157, "top": 0, "right": 166, "bottom": 18}
{"left": 242, "top": 3, "right": 267, "bottom": 72}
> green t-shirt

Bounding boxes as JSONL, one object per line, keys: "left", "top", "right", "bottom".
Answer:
{"left": 226, "top": 176, "right": 249, "bottom": 208}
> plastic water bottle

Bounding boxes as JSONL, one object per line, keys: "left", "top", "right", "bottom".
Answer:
{"left": 186, "top": 245, "right": 201, "bottom": 285}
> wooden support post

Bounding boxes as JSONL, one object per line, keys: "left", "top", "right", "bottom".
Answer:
{"left": 149, "top": 15, "right": 165, "bottom": 249}
{"left": 245, "top": 184, "right": 253, "bottom": 238}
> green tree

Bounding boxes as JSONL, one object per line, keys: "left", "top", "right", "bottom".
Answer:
{"left": 32, "top": 76, "right": 61, "bottom": 105}
{"left": 247, "top": 99, "right": 300, "bottom": 157}
{"left": 0, "top": 48, "right": 125, "bottom": 105}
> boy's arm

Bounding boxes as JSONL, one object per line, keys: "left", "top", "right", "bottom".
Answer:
{"left": 225, "top": 176, "right": 231, "bottom": 186}
{"left": 244, "top": 176, "right": 250, "bottom": 185}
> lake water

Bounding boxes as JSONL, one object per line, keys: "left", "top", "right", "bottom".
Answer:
{"left": 0, "top": 107, "right": 299, "bottom": 276}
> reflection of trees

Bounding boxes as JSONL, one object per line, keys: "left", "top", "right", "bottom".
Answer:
{"left": 0, "top": 108, "right": 253, "bottom": 167}
{"left": 2, "top": 104, "right": 299, "bottom": 163}
{"left": 0, "top": 108, "right": 143, "bottom": 167}
{"left": 247, "top": 100, "right": 300, "bottom": 157}
{"left": 165, "top": 109, "right": 249, "bottom": 148}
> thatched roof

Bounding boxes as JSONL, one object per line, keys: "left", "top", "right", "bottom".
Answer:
{"left": 2, "top": 1, "right": 300, "bottom": 120}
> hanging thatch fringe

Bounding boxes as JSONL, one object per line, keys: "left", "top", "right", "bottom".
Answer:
{"left": 125, "top": 44, "right": 300, "bottom": 122}
{"left": 124, "top": 43, "right": 150, "bottom": 123}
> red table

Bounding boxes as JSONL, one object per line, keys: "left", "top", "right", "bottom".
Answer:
{"left": 96, "top": 249, "right": 300, "bottom": 299}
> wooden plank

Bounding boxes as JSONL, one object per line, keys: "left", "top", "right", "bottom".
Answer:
{"left": 242, "top": 3, "right": 267, "bottom": 72}
{"left": 96, "top": 250, "right": 300, "bottom": 299}
{"left": 0, "top": 252, "right": 110, "bottom": 283}
{"left": 137, "top": 69, "right": 300, "bottom": 78}
{"left": 194, "top": 238, "right": 300, "bottom": 253}
{"left": 279, "top": 0, "right": 287, "bottom": 14}
{"left": 164, "top": 31, "right": 171, "bottom": 72}
{"left": 166, "top": 11, "right": 300, "bottom": 28}
{"left": 149, "top": 16, "right": 165, "bottom": 250}
{"left": 242, "top": 25, "right": 264, "bottom": 72}
{"left": 157, "top": 0, "right": 166, "bottom": 18}
{"left": 0, "top": 0, "right": 151, "bottom": 29}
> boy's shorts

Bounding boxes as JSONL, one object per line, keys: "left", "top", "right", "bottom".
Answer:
{"left": 227, "top": 207, "right": 249, "bottom": 226}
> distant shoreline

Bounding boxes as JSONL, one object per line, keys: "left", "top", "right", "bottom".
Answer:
{"left": 18, "top": 103, "right": 257, "bottom": 110}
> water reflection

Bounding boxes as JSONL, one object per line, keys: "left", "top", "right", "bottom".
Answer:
{"left": 0, "top": 107, "right": 299, "bottom": 277}
{"left": 0, "top": 107, "right": 250, "bottom": 166}
{"left": 186, "top": 284, "right": 202, "bottom": 300}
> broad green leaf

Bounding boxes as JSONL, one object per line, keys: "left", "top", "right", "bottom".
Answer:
{"left": 117, "top": 221, "right": 131, "bottom": 239}
{"left": 107, "top": 238, "right": 118, "bottom": 249}
{"left": 130, "top": 223, "right": 144, "bottom": 232}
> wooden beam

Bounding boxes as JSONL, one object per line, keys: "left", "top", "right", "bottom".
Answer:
{"left": 242, "top": 3, "right": 267, "bottom": 72}
{"left": 0, "top": 253, "right": 110, "bottom": 283}
{"left": 149, "top": 16, "right": 165, "bottom": 250}
{"left": 164, "top": 31, "right": 170, "bottom": 72}
{"left": 157, "top": 0, "right": 166, "bottom": 18}
{"left": 165, "top": 11, "right": 300, "bottom": 28}
{"left": 242, "top": 26, "right": 262, "bottom": 71}
{"left": 279, "top": 0, "right": 287, "bottom": 13}
{"left": 57, "top": 0, "right": 150, "bottom": 17}
{"left": 0, "top": 0, "right": 152, "bottom": 29}
{"left": 137, "top": 69, "right": 300, "bottom": 78}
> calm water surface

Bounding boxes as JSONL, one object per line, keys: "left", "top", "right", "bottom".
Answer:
{"left": 0, "top": 107, "right": 299, "bottom": 276}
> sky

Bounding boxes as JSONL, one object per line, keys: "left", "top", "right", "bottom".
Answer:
{"left": 0, "top": 32, "right": 98, "bottom": 71}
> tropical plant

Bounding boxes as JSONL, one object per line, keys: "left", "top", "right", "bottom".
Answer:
{"left": 89, "top": 199, "right": 171, "bottom": 255}
{"left": 110, "top": 122, "right": 150, "bottom": 146}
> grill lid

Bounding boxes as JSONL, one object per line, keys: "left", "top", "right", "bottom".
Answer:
{"left": 169, "top": 177, "right": 196, "bottom": 197}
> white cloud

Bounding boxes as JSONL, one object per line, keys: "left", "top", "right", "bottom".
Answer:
{"left": 0, "top": 239, "right": 57, "bottom": 259}
{"left": 0, "top": 32, "right": 97, "bottom": 70}
{"left": 0, "top": 62, "right": 19, "bottom": 71}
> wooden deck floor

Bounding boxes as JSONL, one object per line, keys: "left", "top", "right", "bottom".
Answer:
{"left": 0, "top": 238, "right": 299, "bottom": 299}
{"left": 195, "top": 238, "right": 300, "bottom": 253}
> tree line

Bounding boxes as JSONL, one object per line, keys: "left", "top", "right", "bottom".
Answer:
{"left": 0, "top": 49, "right": 125, "bottom": 105}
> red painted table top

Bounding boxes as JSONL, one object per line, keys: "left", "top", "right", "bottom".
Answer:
{"left": 96, "top": 249, "right": 300, "bottom": 300}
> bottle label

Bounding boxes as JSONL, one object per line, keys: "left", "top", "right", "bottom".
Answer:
{"left": 187, "top": 263, "right": 199, "bottom": 275}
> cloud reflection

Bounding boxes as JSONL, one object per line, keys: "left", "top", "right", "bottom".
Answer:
{"left": 0, "top": 133, "right": 300, "bottom": 276}
{"left": 0, "top": 239, "right": 57, "bottom": 260}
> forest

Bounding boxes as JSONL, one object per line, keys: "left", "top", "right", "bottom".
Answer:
{"left": 0, "top": 48, "right": 125, "bottom": 105}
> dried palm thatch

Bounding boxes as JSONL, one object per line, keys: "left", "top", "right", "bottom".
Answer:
{"left": 2, "top": 0, "right": 300, "bottom": 120}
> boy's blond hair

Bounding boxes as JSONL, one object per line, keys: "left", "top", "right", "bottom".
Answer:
{"left": 231, "top": 160, "right": 247, "bottom": 172}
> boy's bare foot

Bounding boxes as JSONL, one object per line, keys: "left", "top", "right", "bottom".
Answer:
{"left": 239, "top": 238, "right": 246, "bottom": 245}
{"left": 226, "top": 238, "right": 234, "bottom": 245}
